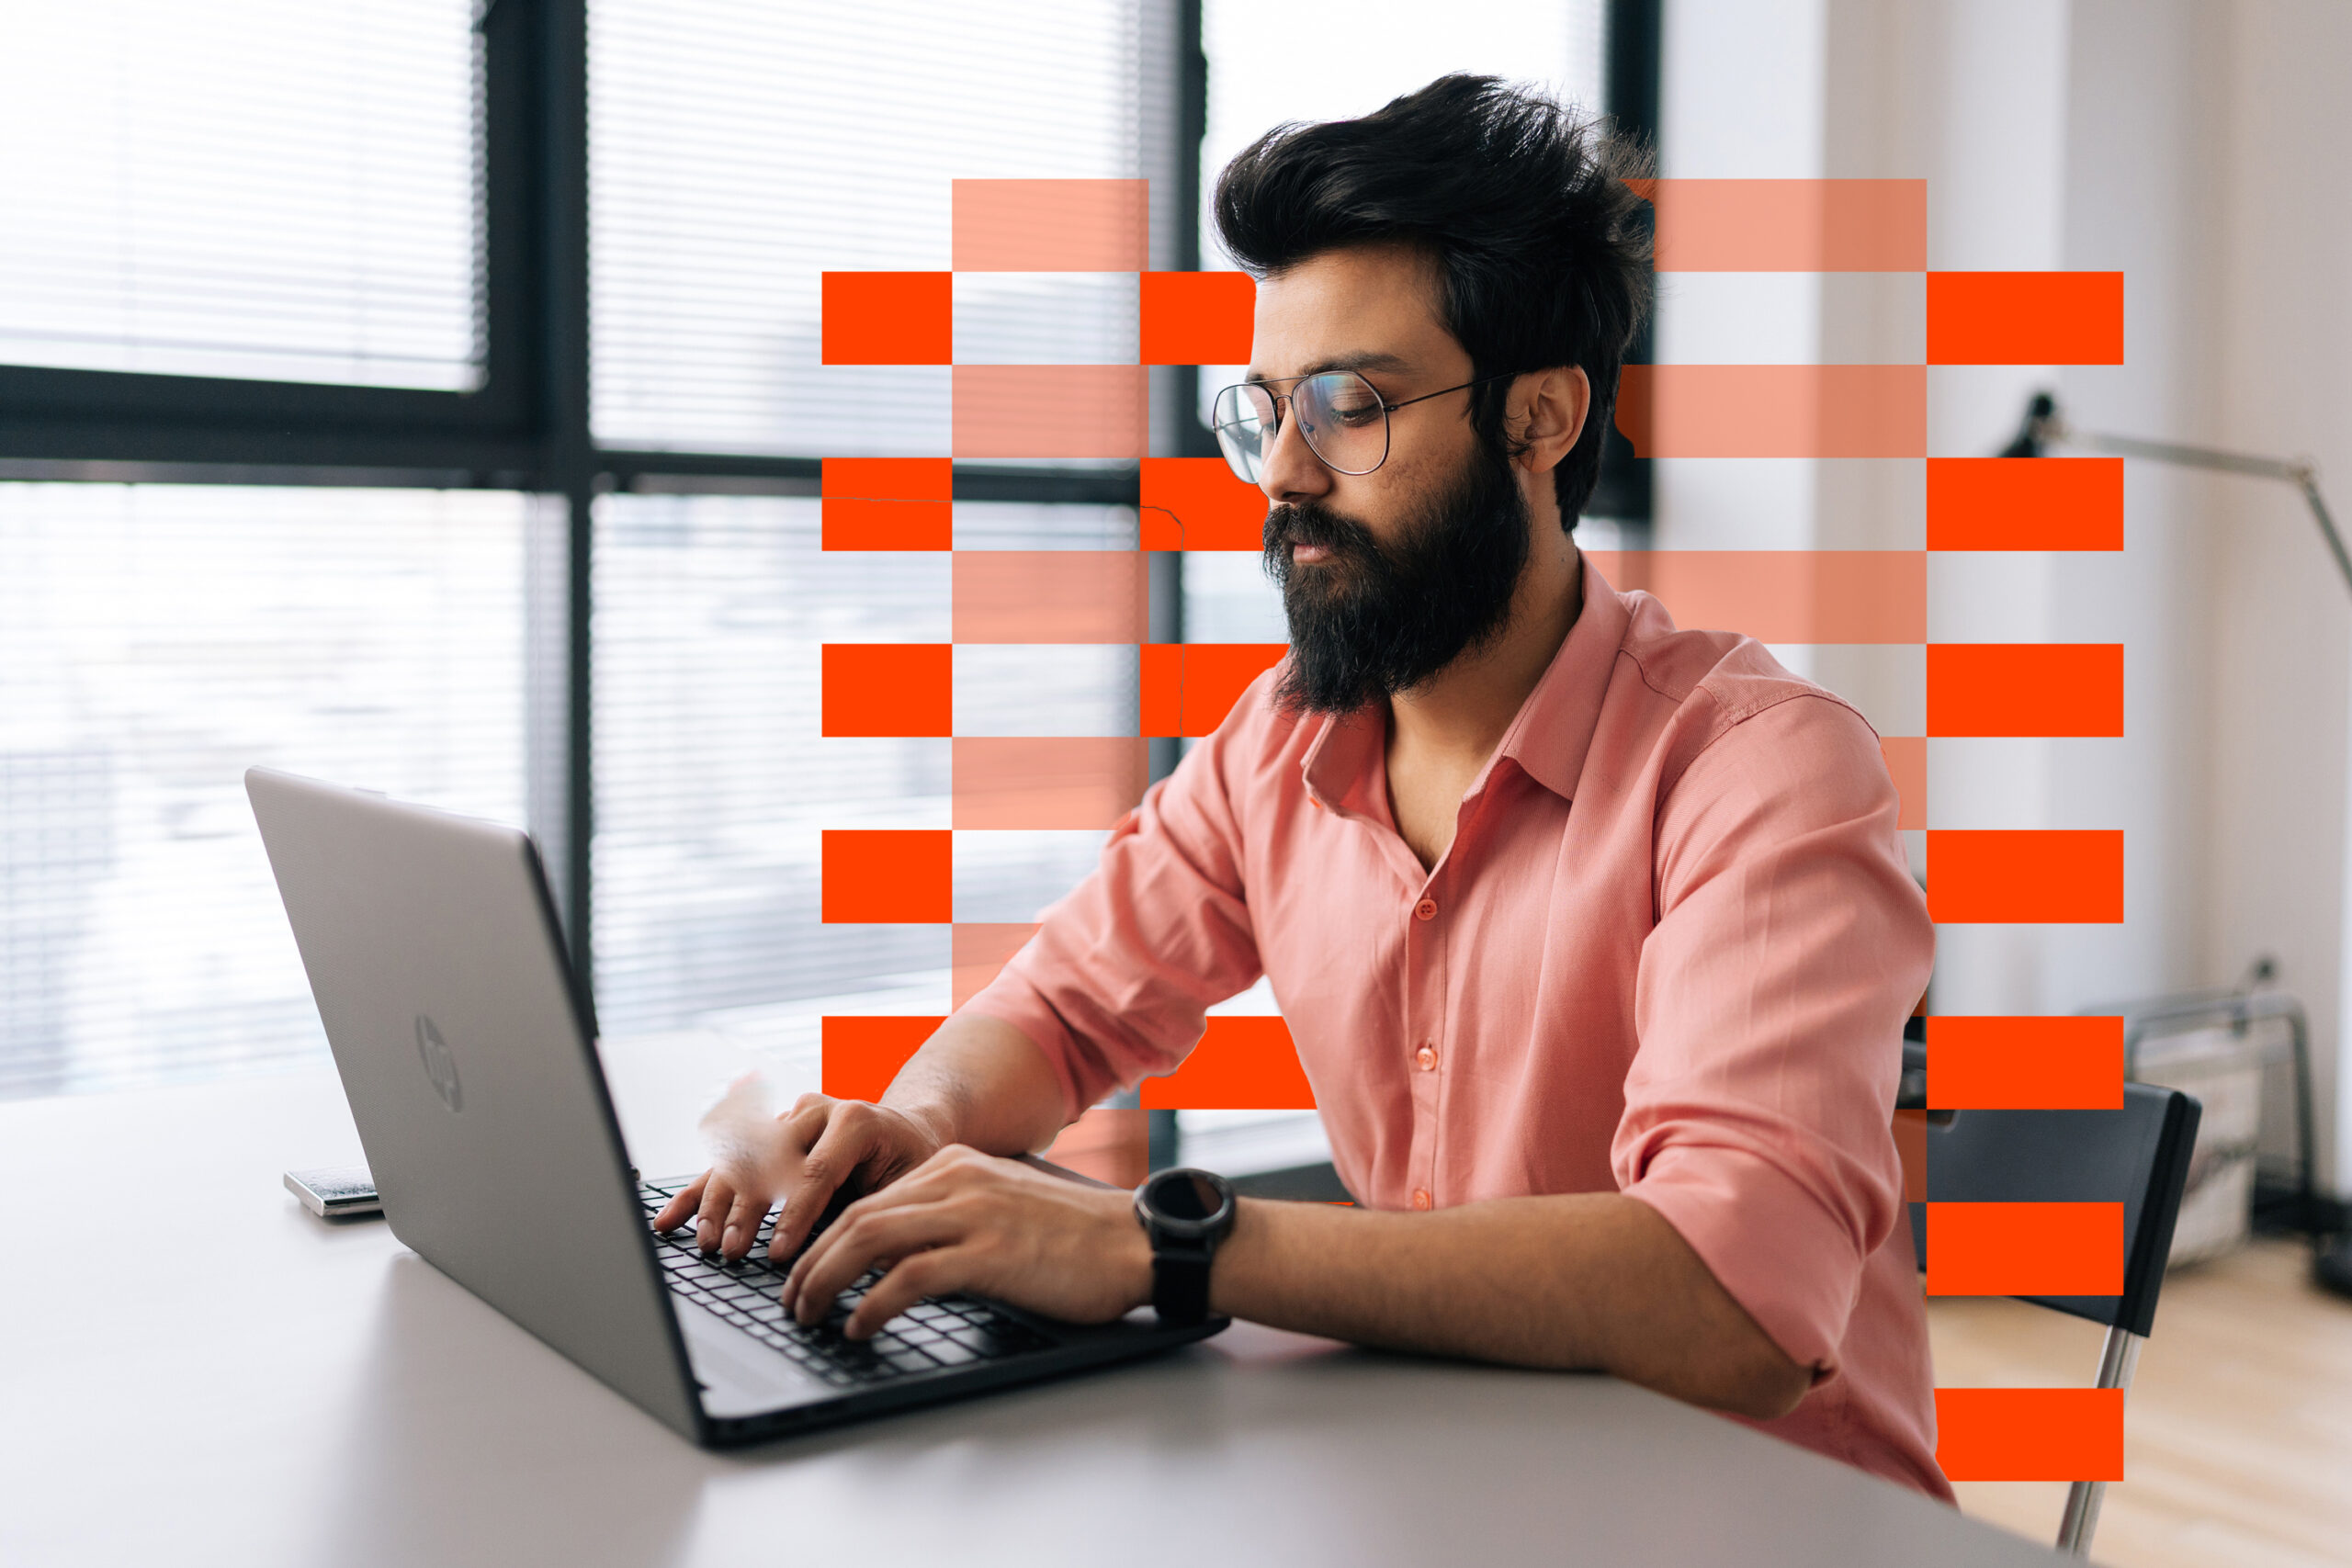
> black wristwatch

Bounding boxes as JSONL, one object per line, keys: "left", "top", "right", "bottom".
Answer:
{"left": 1132, "top": 1167, "right": 1238, "bottom": 1326}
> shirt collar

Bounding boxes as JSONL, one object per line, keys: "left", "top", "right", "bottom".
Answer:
{"left": 1298, "top": 550, "right": 1630, "bottom": 813}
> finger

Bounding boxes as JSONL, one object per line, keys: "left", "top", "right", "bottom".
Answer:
{"left": 844, "top": 1247, "right": 962, "bottom": 1340}
{"left": 721, "top": 1185, "right": 772, "bottom": 1260}
{"left": 694, "top": 1175, "right": 739, "bottom": 1252}
{"left": 652, "top": 1172, "right": 708, "bottom": 1232}
{"left": 771, "top": 1109, "right": 876, "bottom": 1258}
{"left": 787, "top": 1201, "right": 963, "bottom": 1328}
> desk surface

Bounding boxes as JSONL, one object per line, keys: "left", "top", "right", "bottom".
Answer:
{"left": 0, "top": 1040, "right": 2061, "bottom": 1568}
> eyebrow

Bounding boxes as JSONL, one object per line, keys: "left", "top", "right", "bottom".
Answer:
{"left": 1245, "top": 351, "right": 1416, "bottom": 383}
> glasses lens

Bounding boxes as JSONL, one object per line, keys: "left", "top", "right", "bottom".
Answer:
{"left": 1213, "top": 382, "right": 1274, "bottom": 484}
{"left": 1294, "top": 371, "right": 1388, "bottom": 475}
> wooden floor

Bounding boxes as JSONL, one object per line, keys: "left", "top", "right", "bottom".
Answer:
{"left": 1927, "top": 1239, "right": 2352, "bottom": 1566}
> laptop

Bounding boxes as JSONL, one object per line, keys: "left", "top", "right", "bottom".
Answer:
{"left": 245, "top": 766, "right": 1227, "bottom": 1447}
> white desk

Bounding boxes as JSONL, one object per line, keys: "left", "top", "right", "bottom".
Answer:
{"left": 0, "top": 1039, "right": 2063, "bottom": 1568}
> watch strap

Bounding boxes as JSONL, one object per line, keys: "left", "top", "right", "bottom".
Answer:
{"left": 1150, "top": 1244, "right": 1215, "bottom": 1325}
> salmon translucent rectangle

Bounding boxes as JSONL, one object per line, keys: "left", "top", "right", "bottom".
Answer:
{"left": 1927, "top": 829, "right": 2124, "bottom": 923}
{"left": 820, "top": 457, "right": 954, "bottom": 551}
{"left": 820, "top": 643, "right": 953, "bottom": 738}
{"left": 1926, "top": 457, "right": 2124, "bottom": 550}
{"left": 1928, "top": 644, "right": 2123, "bottom": 738}
{"left": 951, "top": 922, "right": 1037, "bottom": 1009}
{"left": 952, "top": 551, "right": 1148, "bottom": 645}
{"left": 1584, "top": 549, "right": 1926, "bottom": 643}
{"left": 953, "top": 364, "right": 1149, "bottom": 460}
{"left": 820, "top": 830, "right": 952, "bottom": 924}
{"left": 1141, "top": 271, "right": 1256, "bottom": 366}
{"left": 820, "top": 1015, "right": 942, "bottom": 1100}
{"left": 1141, "top": 643, "right": 1288, "bottom": 738}
{"left": 1042, "top": 1106, "right": 1149, "bottom": 1187}
{"left": 952, "top": 737, "right": 1148, "bottom": 829}
{"left": 820, "top": 272, "right": 953, "bottom": 365}
{"left": 1934, "top": 1388, "right": 2124, "bottom": 1482}
{"left": 1614, "top": 366, "right": 1927, "bottom": 458}
{"left": 1138, "top": 1016, "right": 1316, "bottom": 1110}
{"left": 1926, "top": 1201, "right": 2124, "bottom": 1296}
{"left": 1926, "top": 1016, "right": 2124, "bottom": 1110}
{"left": 1880, "top": 736, "right": 1926, "bottom": 829}
{"left": 1140, "top": 457, "right": 1267, "bottom": 550}
{"left": 1894, "top": 1109, "right": 1928, "bottom": 1202}
{"left": 1631, "top": 178, "right": 1928, "bottom": 272}
{"left": 952, "top": 179, "right": 1149, "bottom": 272}
{"left": 1927, "top": 272, "right": 2125, "bottom": 366}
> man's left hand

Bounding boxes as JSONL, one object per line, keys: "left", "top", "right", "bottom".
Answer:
{"left": 780, "top": 1145, "right": 1155, "bottom": 1339}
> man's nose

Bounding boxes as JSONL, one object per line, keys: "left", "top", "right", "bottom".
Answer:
{"left": 1257, "top": 400, "right": 1332, "bottom": 508}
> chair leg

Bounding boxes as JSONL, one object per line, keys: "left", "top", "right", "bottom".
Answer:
{"left": 2056, "top": 1326, "right": 2143, "bottom": 1557}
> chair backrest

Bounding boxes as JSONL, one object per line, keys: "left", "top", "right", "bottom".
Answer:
{"left": 1909, "top": 1081, "right": 2201, "bottom": 1337}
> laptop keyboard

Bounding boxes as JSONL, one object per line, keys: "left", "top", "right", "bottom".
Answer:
{"left": 639, "top": 1179, "right": 1052, "bottom": 1388}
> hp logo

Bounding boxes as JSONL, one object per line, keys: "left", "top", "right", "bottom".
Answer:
{"left": 414, "top": 1014, "right": 463, "bottom": 1112}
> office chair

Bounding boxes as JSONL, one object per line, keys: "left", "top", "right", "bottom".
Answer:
{"left": 1903, "top": 1044, "right": 2202, "bottom": 1559}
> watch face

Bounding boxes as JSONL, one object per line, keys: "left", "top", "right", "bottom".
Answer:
{"left": 1143, "top": 1168, "right": 1234, "bottom": 1237}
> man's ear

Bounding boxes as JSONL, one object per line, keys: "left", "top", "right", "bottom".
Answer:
{"left": 1511, "top": 367, "right": 1590, "bottom": 474}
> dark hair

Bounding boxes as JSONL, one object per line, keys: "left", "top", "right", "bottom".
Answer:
{"left": 1213, "top": 74, "right": 1653, "bottom": 530}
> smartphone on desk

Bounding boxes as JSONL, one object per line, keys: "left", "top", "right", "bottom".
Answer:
{"left": 284, "top": 1165, "right": 384, "bottom": 1218}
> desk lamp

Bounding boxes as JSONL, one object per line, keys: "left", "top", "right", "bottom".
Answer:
{"left": 2005, "top": 391, "right": 2352, "bottom": 1299}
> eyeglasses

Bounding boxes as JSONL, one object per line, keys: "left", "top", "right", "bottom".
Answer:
{"left": 1211, "top": 369, "right": 1515, "bottom": 484}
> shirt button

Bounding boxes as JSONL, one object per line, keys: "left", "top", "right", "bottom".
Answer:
{"left": 1415, "top": 1044, "right": 1438, "bottom": 1071}
{"left": 1409, "top": 1189, "right": 1433, "bottom": 1212}
{"left": 1414, "top": 897, "right": 1437, "bottom": 921}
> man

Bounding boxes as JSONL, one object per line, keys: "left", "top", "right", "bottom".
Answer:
{"left": 656, "top": 75, "right": 1947, "bottom": 1498}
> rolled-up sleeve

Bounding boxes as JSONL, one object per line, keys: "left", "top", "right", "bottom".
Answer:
{"left": 959, "top": 715, "right": 1268, "bottom": 1122}
{"left": 1614, "top": 693, "right": 1932, "bottom": 1380}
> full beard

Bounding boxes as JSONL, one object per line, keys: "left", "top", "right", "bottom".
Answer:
{"left": 1262, "top": 440, "right": 1532, "bottom": 716}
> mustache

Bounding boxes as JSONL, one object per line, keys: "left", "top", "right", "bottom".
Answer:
{"left": 1262, "top": 502, "right": 1379, "bottom": 559}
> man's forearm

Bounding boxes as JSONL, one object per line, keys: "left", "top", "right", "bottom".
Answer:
{"left": 1208, "top": 1191, "right": 1812, "bottom": 1420}
{"left": 878, "top": 1013, "right": 1072, "bottom": 1157}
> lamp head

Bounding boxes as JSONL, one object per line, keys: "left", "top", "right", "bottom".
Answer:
{"left": 2001, "top": 391, "right": 2059, "bottom": 458}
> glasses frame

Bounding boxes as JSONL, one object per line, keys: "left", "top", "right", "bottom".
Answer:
{"left": 1212, "top": 368, "right": 1521, "bottom": 481}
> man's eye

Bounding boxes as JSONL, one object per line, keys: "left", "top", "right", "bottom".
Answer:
{"left": 1328, "top": 403, "right": 1381, "bottom": 426}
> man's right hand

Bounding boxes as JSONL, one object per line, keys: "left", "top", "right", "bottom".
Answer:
{"left": 650, "top": 1092, "right": 946, "bottom": 1263}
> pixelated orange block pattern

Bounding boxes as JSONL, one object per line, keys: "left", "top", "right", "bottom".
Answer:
{"left": 1927, "top": 457, "right": 2125, "bottom": 551}
{"left": 1141, "top": 271, "right": 1256, "bottom": 365}
{"left": 1927, "top": 829, "right": 2124, "bottom": 923}
{"left": 820, "top": 830, "right": 951, "bottom": 924}
{"left": 1141, "top": 457, "right": 1267, "bottom": 550}
{"left": 1926, "top": 1016, "right": 2125, "bottom": 1111}
{"left": 820, "top": 457, "right": 953, "bottom": 551}
{"left": 820, "top": 1015, "right": 939, "bottom": 1100}
{"left": 1142, "top": 643, "right": 1288, "bottom": 738}
{"left": 951, "top": 738, "right": 1147, "bottom": 829}
{"left": 951, "top": 178, "right": 1149, "bottom": 272}
{"left": 952, "top": 551, "right": 1149, "bottom": 645}
{"left": 1894, "top": 1110, "right": 1928, "bottom": 1202}
{"left": 1614, "top": 366, "right": 1927, "bottom": 458}
{"left": 1585, "top": 549, "right": 1926, "bottom": 644}
{"left": 1935, "top": 1389, "right": 2125, "bottom": 1482}
{"left": 820, "top": 271, "right": 952, "bottom": 365}
{"left": 953, "top": 364, "right": 1149, "bottom": 460}
{"left": 1631, "top": 178, "right": 1928, "bottom": 272}
{"left": 1879, "top": 737, "right": 1925, "bottom": 830}
{"left": 1928, "top": 272, "right": 2125, "bottom": 366}
{"left": 1925, "top": 1201, "right": 2125, "bottom": 1296}
{"left": 952, "top": 922, "right": 1036, "bottom": 1009}
{"left": 1138, "top": 1016, "right": 1317, "bottom": 1110}
{"left": 820, "top": 643, "right": 953, "bottom": 738}
{"left": 1928, "top": 644, "right": 2124, "bottom": 738}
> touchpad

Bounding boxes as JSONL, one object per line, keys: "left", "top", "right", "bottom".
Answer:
{"left": 675, "top": 1297, "right": 831, "bottom": 1418}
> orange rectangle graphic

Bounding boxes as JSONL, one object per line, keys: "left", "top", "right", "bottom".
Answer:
{"left": 1927, "top": 829, "right": 2124, "bottom": 923}
{"left": 1141, "top": 271, "right": 1256, "bottom": 367}
{"left": 820, "top": 643, "right": 954, "bottom": 738}
{"left": 953, "top": 364, "right": 1149, "bottom": 460}
{"left": 1925, "top": 1201, "right": 2124, "bottom": 1296}
{"left": 1630, "top": 178, "right": 1928, "bottom": 272}
{"left": 952, "top": 922, "right": 1037, "bottom": 1010}
{"left": 1880, "top": 736, "right": 1925, "bottom": 830}
{"left": 952, "top": 738, "right": 1148, "bottom": 830}
{"left": 952, "top": 178, "right": 1150, "bottom": 272}
{"left": 820, "top": 1015, "right": 944, "bottom": 1101}
{"left": 952, "top": 550, "right": 1149, "bottom": 645}
{"left": 820, "top": 830, "right": 953, "bottom": 924}
{"left": 1928, "top": 644, "right": 2123, "bottom": 738}
{"left": 1928, "top": 272, "right": 2124, "bottom": 366}
{"left": 1925, "top": 1016, "right": 2125, "bottom": 1111}
{"left": 1613, "top": 366, "right": 1926, "bottom": 458}
{"left": 1584, "top": 550, "right": 1926, "bottom": 644}
{"left": 1142, "top": 643, "right": 1289, "bottom": 738}
{"left": 1934, "top": 1388, "right": 2124, "bottom": 1482}
{"left": 820, "top": 272, "right": 953, "bottom": 366}
{"left": 1140, "top": 457, "right": 1268, "bottom": 551}
{"left": 1139, "top": 1016, "right": 1317, "bottom": 1111}
{"left": 820, "top": 457, "right": 954, "bottom": 551}
{"left": 1926, "top": 457, "right": 2124, "bottom": 551}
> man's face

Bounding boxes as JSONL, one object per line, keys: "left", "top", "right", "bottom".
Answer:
{"left": 1247, "top": 243, "right": 1534, "bottom": 714}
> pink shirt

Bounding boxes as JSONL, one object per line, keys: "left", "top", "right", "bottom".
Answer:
{"left": 966, "top": 559, "right": 1949, "bottom": 1499}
